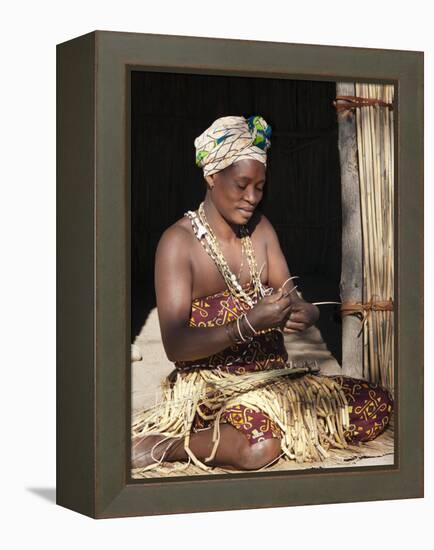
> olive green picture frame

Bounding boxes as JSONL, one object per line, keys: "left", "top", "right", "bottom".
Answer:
{"left": 56, "top": 30, "right": 424, "bottom": 519}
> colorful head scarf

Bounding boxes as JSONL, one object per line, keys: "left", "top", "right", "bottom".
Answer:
{"left": 194, "top": 115, "right": 272, "bottom": 177}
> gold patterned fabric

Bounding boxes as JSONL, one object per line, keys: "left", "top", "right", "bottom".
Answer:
{"left": 194, "top": 401, "right": 283, "bottom": 445}
{"left": 175, "top": 282, "right": 288, "bottom": 373}
{"left": 333, "top": 376, "right": 394, "bottom": 443}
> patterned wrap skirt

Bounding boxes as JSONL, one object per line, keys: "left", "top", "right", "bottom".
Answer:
{"left": 171, "top": 283, "right": 393, "bottom": 448}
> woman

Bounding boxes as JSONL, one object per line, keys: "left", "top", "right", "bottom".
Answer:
{"left": 132, "top": 115, "right": 393, "bottom": 472}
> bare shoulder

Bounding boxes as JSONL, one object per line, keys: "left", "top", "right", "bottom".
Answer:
{"left": 156, "top": 216, "right": 194, "bottom": 260}
{"left": 249, "top": 211, "right": 277, "bottom": 244}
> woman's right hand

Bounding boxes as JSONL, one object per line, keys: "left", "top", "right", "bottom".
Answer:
{"left": 246, "top": 288, "right": 293, "bottom": 332}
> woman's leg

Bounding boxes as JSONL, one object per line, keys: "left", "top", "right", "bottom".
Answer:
{"left": 132, "top": 423, "right": 282, "bottom": 471}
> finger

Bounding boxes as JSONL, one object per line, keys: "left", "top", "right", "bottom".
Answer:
{"left": 278, "top": 292, "right": 294, "bottom": 306}
{"left": 279, "top": 301, "right": 294, "bottom": 316}
{"left": 268, "top": 287, "right": 284, "bottom": 303}
{"left": 286, "top": 285, "right": 299, "bottom": 297}
{"left": 290, "top": 301, "right": 312, "bottom": 312}
{"left": 286, "top": 317, "right": 306, "bottom": 328}
{"left": 270, "top": 296, "right": 292, "bottom": 312}
{"left": 275, "top": 288, "right": 295, "bottom": 302}
{"left": 283, "top": 327, "right": 303, "bottom": 334}
{"left": 284, "top": 321, "right": 306, "bottom": 332}
{"left": 286, "top": 312, "right": 308, "bottom": 324}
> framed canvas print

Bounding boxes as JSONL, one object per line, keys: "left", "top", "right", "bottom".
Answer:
{"left": 57, "top": 30, "right": 424, "bottom": 518}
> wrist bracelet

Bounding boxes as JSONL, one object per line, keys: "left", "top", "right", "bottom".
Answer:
{"left": 236, "top": 317, "right": 246, "bottom": 342}
{"left": 239, "top": 316, "right": 254, "bottom": 341}
{"left": 238, "top": 316, "right": 254, "bottom": 343}
{"left": 225, "top": 316, "right": 256, "bottom": 345}
{"left": 242, "top": 313, "right": 258, "bottom": 337}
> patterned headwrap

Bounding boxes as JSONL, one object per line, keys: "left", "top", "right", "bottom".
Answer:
{"left": 194, "top": 115, "right": 272, "bottom": 177}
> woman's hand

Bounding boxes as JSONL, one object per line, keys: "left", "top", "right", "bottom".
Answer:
{"left": 246, "top": 287, "right": 293, "bottom": 332}
{"left": 282, "top": 301, "right": 320, "bottom": 334}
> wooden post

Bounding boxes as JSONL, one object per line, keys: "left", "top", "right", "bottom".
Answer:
{"left": 336, "top": 82, "right": 364, "bottom": 379}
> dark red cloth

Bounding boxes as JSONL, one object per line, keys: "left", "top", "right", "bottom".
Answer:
{"left": 175, "top": 283, "right": 288, "bottom": 374}
{"left": 332, "top": 376, "right": 394, "bottom": 443}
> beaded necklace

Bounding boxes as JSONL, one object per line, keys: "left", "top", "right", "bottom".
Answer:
{"left": 184, "top": 202, "right": 271, "bottom": 308}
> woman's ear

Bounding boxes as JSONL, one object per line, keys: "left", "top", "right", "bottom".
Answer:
{"left": 204, "top": 175, "right": 215, "bottom": 190}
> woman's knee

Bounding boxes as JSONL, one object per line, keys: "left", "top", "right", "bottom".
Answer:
{"left": 236, "top": 436, "right": 281, "bottom": 470}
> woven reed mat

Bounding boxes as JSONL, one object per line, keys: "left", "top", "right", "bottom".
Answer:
{"left": 131, "top": 415, "right": 394, "bottom": 479}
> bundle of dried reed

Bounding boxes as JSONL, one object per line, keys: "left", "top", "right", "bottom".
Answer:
{"left": 354, "top": 83, "right": 394, "bottom": 392}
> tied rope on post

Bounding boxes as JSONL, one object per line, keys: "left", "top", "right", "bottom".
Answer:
{"left": 333, "top": 95, "right": 394, "bottom": 112}
{"left": 340, "top": 296, "right": 394, "bottom": 338}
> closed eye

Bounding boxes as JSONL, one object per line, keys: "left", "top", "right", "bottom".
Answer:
{"left": 235, "top": 181, "right": 265, "bottom": 191}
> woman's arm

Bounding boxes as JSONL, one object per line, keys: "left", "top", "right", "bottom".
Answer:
{"left": 154, "top": 225, "right": 235, "bottom": 362}
{"left": 262, "top": 215, "right": 320, "bottom": 332}
{"left": 155, "top": 221, "right": 302, "bottom": 362}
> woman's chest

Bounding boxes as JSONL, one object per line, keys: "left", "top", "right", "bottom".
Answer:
{"left": 190, "top": 235, "right": 268, "bottom": 301}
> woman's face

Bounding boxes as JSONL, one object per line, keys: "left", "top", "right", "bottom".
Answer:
{"left": 205, "top": 159, "right": 266, "bottom": 225}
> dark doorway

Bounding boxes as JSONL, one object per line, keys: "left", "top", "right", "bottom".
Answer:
{"left": 131, "top": 70, "right": 342, "bottom": 364}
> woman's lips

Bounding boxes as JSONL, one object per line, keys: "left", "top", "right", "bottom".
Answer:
{"left": 238, "top": 207, "right": 254, "bottom": 216}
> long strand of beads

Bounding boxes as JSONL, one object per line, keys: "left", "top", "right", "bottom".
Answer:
{"left": 198, "top": 202, "right": 263, "bottom": 304}
{"left": 185, "top": 204, "right": 276, "bottom": 335}
{"left": 193, "top": 203, "right": 257, "bottom": 306}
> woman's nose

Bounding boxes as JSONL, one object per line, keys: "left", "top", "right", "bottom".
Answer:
{"left": 244, "top": 188, "right": 260, "bottom": 205}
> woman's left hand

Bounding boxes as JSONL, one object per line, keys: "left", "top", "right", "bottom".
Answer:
{"left": 282, "top": 301, "right": 320, "bottom": 334}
